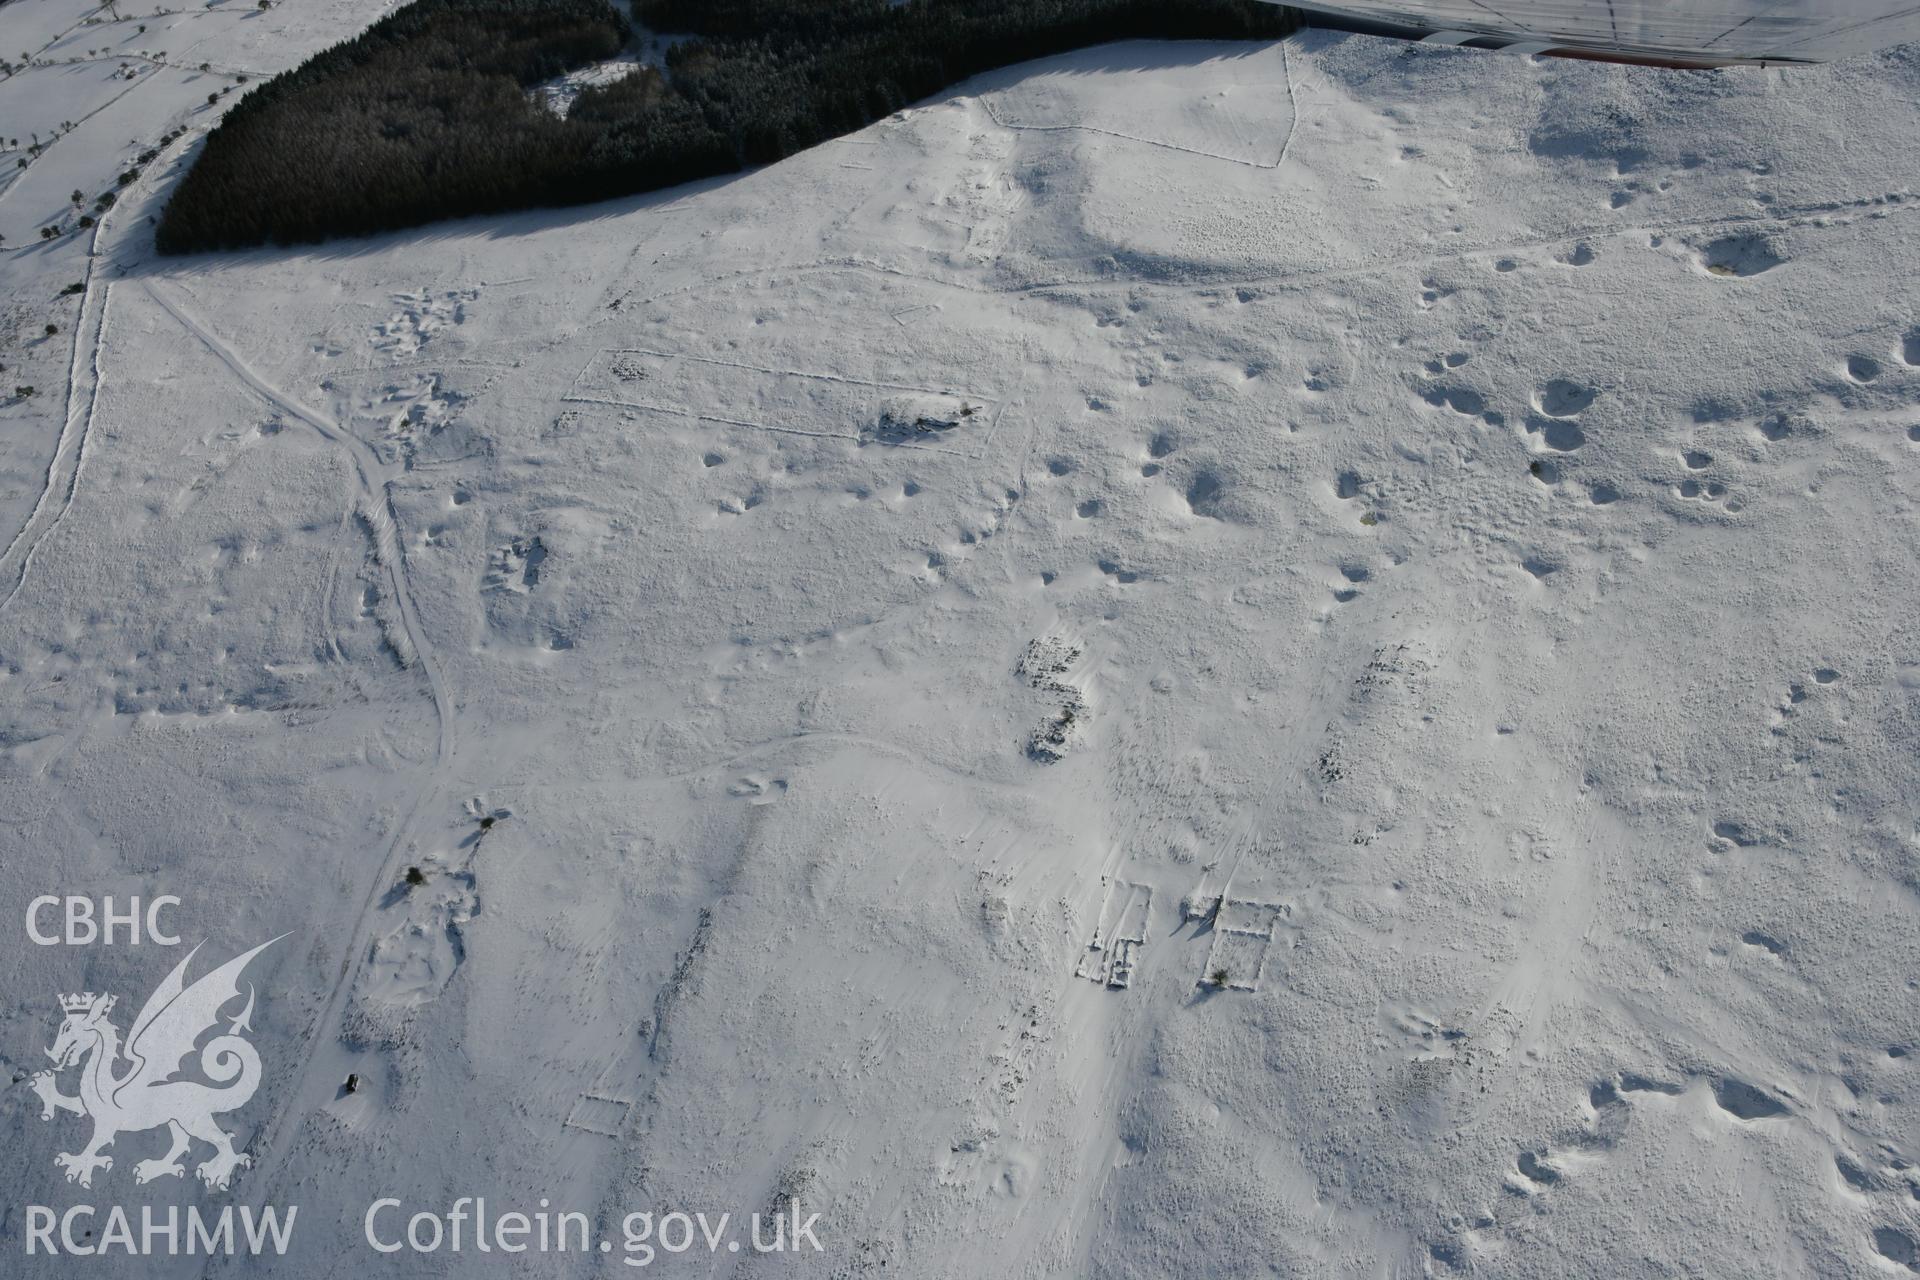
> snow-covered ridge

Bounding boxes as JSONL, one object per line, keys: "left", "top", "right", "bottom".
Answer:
{"left": 3, "top": 7, "right": 1920, "bottom": 1276}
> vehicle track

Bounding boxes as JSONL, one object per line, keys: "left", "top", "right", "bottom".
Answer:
{"left": 0, "top": 247, "right": 109, "bottom": 615}
{"left": 141, "top": 279, "right": 461, "bottom": 1219}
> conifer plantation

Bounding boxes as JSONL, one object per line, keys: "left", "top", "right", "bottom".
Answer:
{"left": 156, "top": 0, "right": 1300, "bottom": 251}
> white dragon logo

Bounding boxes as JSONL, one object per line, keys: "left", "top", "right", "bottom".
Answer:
{"left": 30, "top": 937, "right": 284, "bottom": 1190}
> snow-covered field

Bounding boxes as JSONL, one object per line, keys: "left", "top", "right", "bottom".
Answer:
{"left": 2, "top": 4, "right": 1919, "bottom": 1276}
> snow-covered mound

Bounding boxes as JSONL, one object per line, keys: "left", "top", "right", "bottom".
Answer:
{"left": 3, "top": 10, "right": 1919, "bottom": 1277}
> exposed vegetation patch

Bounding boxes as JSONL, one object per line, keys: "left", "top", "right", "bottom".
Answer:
{"left": 156, "top": 0, "right": 1300, "bottom": 252}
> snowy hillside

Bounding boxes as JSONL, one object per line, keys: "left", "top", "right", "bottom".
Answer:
{"left": 3, "top": 5, "right": 1920, "bottom": 1277}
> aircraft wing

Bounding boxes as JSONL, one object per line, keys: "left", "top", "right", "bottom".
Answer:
{"left": 1275, "top": 0, "right": 1920, "bottom": 65}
